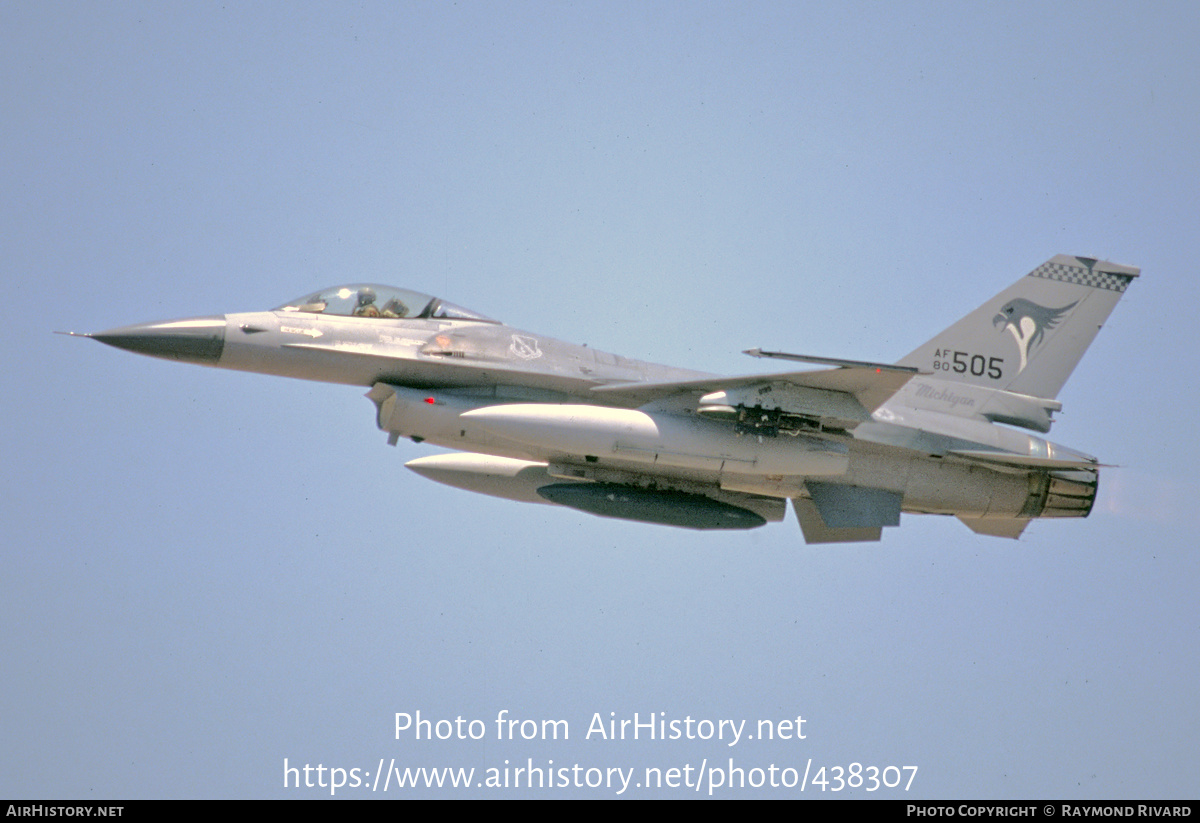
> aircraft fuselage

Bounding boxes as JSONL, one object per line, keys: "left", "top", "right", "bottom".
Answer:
{"left": 81, "top": 256, "right": 1136, "bottom": 541}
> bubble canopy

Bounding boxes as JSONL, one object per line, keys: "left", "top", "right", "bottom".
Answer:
{"left": 275, "top": 284, "right": 497, "bottom": 323}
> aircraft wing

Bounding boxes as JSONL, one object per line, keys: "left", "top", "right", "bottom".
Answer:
{"left": 591, "top": 362, "right": 917, "bottom": 421}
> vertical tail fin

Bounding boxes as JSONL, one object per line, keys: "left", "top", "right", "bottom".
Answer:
{"left": 896, "top": 255, "right": 1138, "bottom": 399}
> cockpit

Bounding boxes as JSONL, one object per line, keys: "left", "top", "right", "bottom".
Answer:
{"left": 274, "top": 284, "right": 497, "bottom": 323}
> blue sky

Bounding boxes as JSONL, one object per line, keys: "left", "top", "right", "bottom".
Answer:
{"left": 3, "top": 1, "right": 1197, "bottom": 798}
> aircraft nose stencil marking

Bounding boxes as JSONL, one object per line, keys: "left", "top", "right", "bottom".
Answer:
{"left": 509, "top": 334, "right": 542, "bottom": 360}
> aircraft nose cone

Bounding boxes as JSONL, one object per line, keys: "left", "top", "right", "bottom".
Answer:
{"left": 89, "top": 316, "right": 226, "bottom": 364}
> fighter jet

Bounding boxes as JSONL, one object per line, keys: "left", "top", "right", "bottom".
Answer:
{"left": 75, "top": 255, "right": 1136, "bottom": 542}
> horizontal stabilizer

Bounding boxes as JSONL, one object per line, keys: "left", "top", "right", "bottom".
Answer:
{"left": 949, "top": 449, "right": 1102, "bottom": 471}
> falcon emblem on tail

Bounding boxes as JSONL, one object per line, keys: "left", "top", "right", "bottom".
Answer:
{"left": 992, "top": 299, "right": 1077, "bottom": 374}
